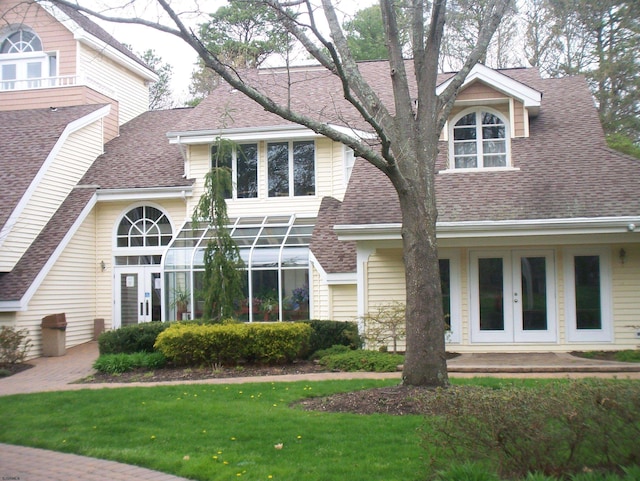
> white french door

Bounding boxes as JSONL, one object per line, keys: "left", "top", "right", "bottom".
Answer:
{"left": 470, "top": 250, "right": 557, "bottom": 343}
{"left": 115, "top": 267, "right": 162, "bottom": 328}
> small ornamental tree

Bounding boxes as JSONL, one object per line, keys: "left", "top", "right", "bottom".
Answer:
{"left": 193, "top": 139, "right": 245, "bottom": 322}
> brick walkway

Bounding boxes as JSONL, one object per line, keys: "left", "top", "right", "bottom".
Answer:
{"left": 1, "top": 341, "right": 639, "bottom": 480}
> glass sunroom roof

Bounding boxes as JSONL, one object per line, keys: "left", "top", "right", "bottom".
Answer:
{"left": 164, "top": 214, "right": 316, "bottom": 270}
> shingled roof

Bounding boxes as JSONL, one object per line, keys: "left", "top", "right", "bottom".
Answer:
{"left": 309, "top": 197, "right": 357, "bottom": 274}
{"left": 338, "top": 74, "right": 640, "bottom": 226}
{"left": 0, "top": 104, "right": 107, "bottom": 233}
{"left": 81, "top": 107, "right": 194, "bottom": 189}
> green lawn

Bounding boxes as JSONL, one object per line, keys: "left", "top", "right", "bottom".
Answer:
{"left": 0, "top": 379, "right": 422, "bottom": 481}
{"left": 0, "top": 378, "right": 638, "bottom": 481}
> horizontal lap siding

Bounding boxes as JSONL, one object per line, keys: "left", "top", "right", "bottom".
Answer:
{"left": 0, "top": 121, "right": 103, "bottom": 272}
{"left": 95, "top": 199, "right": 187, "bottom": 330}
{"left": 329, "top": 284, "right": 357, "bottom": 321}
{"left": 612, "top": 244, "right": 640, "bottom": 348}
{"left": 15, "top": 209, "right": 97, "bottom": 358}
{"left": 311, "top": 267, "right": 329, "bottom": 320}
{"left": 79, "top": 44, "right": 148, "bottom": 124}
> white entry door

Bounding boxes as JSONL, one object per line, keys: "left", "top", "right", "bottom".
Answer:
{"left": 470, "top": 250, "right": 557, "bottom": 343}
{"left": 115, "top": 267, "right": 162, "bottom": 328}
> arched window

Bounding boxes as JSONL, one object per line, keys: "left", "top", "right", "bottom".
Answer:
{"left": 451, "top": 109, "right": 508, "bottom": 169}
{"left": 117, "top": 206, "right": 172, "bottom": 248}
{"left": 1, "top": 29, "right": 43, "bottom": 53}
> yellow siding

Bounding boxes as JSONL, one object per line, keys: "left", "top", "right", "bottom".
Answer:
{"left": 0, "top": 120, "right": 103, "bottom": 271}
{"left": 14, "top": 206, "right": 97, "bottom": 358}
{"left": 329, "top": 284, "right": 358, "bottom": 321}
{"left": 94, "top": 199, "right": 187, "bottom": 330}
{"left": 79, "top": 44, "right": 149, "bottom": 124}
{"left": 367, "top": 248, "right": 406, "bottom": 308}
{"left": 611, "top": 244, "right": 640, "bottom": 349}
{"left": 188, "top": 138, "right": 348, "bottom": 218}
{"left": 311, "top": 266, "right": 330, "bottom": 320}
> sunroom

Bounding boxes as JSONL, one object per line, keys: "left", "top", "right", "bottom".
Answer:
{"left": 163, "top": 214, "right": 314, "bottom": 322}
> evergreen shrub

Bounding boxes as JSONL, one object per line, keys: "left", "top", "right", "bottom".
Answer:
{"left": 304, "top": 319, "right": 362, "bottom": 355}
{"left": 98, "top": 322, "right": 172, "bottom": 355}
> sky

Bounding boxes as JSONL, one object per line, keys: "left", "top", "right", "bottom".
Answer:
{"left": 87, "top": 0, "right": 375, "bottom": 106}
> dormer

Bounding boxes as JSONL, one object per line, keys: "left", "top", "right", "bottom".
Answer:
{"left": 0, "top": 0, "right": 157, "bottom": 139}
{"left": 438, "top": 64, "right": 542, "bottom": 172}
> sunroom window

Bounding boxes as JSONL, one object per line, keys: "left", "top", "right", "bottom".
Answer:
{"left": 451, "top": 109, "right": 508, "bottom": 169}
{"left": 164, "top": 214, "right": 314, "bottom": 322}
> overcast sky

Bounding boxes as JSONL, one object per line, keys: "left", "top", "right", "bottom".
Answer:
{"left": 89, "top": 0, "right": 375, "bottom": 106}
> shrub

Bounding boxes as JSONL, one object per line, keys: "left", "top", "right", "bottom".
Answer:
{"left": 93, "top": 351, "right": 167, "bottom": 374}
{"left": 154, "top": 322, "right": 312, "bottom": 366}
{"left": 317, "top": 349, "right": 403, "bottom": 372}
{"left": 0, "top": 326, "right": 32, "bottom": 365}
{"left": 304, "top": 320, "right": 361, "bottom": 355}
{"left": 422, "top": 380, "right": 640, "bottom": 479}
{"left": 310, "top": 344, "right": 351, "bottom": 360}
{"left": 98, "top": 322, "right": 172, "bottom": 355}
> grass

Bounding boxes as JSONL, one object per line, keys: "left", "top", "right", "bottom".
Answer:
{"left": 0, "top": 378, "right": 637, "bottom": 481}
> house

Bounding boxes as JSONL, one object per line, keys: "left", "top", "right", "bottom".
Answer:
{"left": 1, "top": 1, "right": 638, "bottom": 358}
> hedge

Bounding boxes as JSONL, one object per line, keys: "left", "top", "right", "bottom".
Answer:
{"left": 98, "top": 322, "right": 172, "bottom": 355}
{"left": 154, "top": 322, "right": 312, "bottom": 366}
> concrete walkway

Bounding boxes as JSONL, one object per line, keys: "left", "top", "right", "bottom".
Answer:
{"left": 1, "top": 342, "right": 639, "bottom": 480}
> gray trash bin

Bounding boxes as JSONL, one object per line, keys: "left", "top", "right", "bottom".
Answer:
{"left": 41, "top": 313, "right": 67, "bottom": 357}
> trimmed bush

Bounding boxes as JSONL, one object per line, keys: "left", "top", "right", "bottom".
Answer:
{"left": 154, "top": 322, "right": 312, "bottom": 366}
{"left": 422, "top": 380, "right": 640, "bottom": 479}
{"left": 304, "top": 320, "right": 362, "bottom": 355}
{"left": 93, "top": 351, "right": 167, "bottom": 374}
{"left": 317, "top": 349, "right": 403, "bottom": 372}
{"left": 98, "top": 322, "right": 172, "bottom": 355}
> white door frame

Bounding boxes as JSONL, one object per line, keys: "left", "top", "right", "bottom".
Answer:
{"left": 114, "top": 266, "right": 162, "bottom": 328}
{"left": 470, "top": 250, "right": 557, "bottom": 343}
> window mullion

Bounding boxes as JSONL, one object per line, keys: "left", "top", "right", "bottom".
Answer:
{"left": 476, "top": 111, "right": 484, "bottom": 168}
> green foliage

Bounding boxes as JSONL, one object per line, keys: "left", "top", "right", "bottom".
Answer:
{"left": 304, "top": 319, "right": 362, "bottom": 355}
{"left": 93, "top": 352, "right": 167, "bottom": 374}
{"left": 0, "top": 326, "right": 32, "bottom": 364}
{"left": 317, "top": 349, "right": 403, "bottom": 372}
{"left": 97, "top": 322, "right": 171, "bottom": 355}
{"left": 140, "top": 49, "right": 174, "bottom": 110}
{"left": 310, "top": 344, "right": 351, "bottom": 360}
{"left": 434, "top": 462, "right": 500, "bottom": 481}
{"left": 607, "top": 133, "right": 640, "bottom": 159}
{"left": 614, "top": 350, "right": 640, "bottom": 363}
{"left": 154, "top": 322, "right": 312, "bottom": 366}
{"left": 422, "top": 379, "right": 640, "bottom": 479}
{"left": 344, "top": 5, "right": 389, "bottom": 61}
{"left": 193, "top": 139, "right": 245, "bottom": 322}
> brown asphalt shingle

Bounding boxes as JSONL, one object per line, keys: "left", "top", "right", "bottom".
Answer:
{"left": 0, "top": 105, "right": 107, "bottom": 233}
{"left": 309, "top": 197, "right": 357, "bottom": 274}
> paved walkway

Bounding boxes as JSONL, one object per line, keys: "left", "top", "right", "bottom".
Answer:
{"left": 1, "top": 342, "right": 639, "bottom": 480}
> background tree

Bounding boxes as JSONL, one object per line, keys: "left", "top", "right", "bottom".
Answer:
{"left": 49, "top": 0, "right": 512, "bottom": 387}
{"left": 140, "top": 49, "right": 175, "bottom": 110}
{"left": 193, "top": 140, "right": 245, "bottom": 322}
{"left": 187, "top": 1, "right": 292, "bottom": 104}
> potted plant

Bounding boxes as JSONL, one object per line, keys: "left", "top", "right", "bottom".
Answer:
{"left": 259, "top": 292, "right": 278, "bottom": 321}
{"left": 171, "top": 288, "right": 190, "bottom": 321}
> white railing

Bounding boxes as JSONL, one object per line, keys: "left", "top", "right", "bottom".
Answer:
{"left": 0, "top": 74, "right": 117, "bottom": 99}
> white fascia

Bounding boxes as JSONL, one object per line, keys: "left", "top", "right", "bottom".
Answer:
{"left": 0, "top": 105, "right": 111, "bottom": 250}
{"left": 42, "top": 2, "right": 158, "bottom": 83}
{"left": 95, "top": 186, "right": 193, "bottom": 202}
{"left": 335, "top": 217, "right": 640, "bottom": 241}
{"left": 0, "top": 192, "right": 98, "bottom": 312}
{"left": 167, "top": 124, "right": 375, "bottom": 145}
{"left": 437, "top": 64, "right": 542, "bottom": 113}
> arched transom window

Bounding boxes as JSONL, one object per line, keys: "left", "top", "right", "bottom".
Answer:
{"left": 117, "top": 206, "right": 172, "bottom": 248}
{"left": 451, "top": 109, "right": 508, "bottom": 169}
{"left": 1, "top": 29, "right": 43, "bottom": 53}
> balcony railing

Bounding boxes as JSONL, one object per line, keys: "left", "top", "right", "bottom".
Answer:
{"left": 0, "top": 75, "right": 116, "bottom": 98}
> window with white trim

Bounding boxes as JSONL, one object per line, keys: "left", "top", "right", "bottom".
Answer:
{"left": 0, "top": 29, "right": 56, "bottom": 90}
{"left": 450, "top": 108, "right": 509, "bottom": 169}
{"left": 117, "top": 206, "right": 173, "bottom": 248}
{"left": 211, "top": 142, "right": 258, "bottom": 199}
{"left": 344, "top": 146, "right": 355, "bottom": 185}
{"left": 564, "top": 247, "right": 613, "bottom": 343}
{"left": 267, "top": 140, "right": 315, "bottom": 197}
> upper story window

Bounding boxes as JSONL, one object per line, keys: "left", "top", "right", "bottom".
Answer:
{"left": 211, "top": 142, "right": 258, "bottom": 199}
{"left": 268, "top": 140, "right": 315, "bottom": 197}
{"left": 117, "top": 206, "right": 172, "bottom": 248}
{"left": 0, "top": 28, "right": 56, "bottom": 90}
{"left": 450, "top": 108, "right": 509, "bottom": 169}
{"left": 344, "top": 146, "right": 355, "bottom": 185}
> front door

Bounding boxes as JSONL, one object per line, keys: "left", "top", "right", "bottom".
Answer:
{"left": 115, "top": 267, "right": 162, "bottom": 328}
{"left": 470, "top": 250, "right": 556, "bottom": 343}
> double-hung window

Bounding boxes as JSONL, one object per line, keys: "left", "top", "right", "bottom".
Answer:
{"left": 267, "top": 140, "right": 315, "bottom": 197}
{"left": 451, "top": 109, "right": 508, "bottom": 169}
{"left": 211, "top": 142, "right": 258, "bottom": 199}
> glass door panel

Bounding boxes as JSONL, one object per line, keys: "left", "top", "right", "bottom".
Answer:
{"left": 120, "top": 272, "right": 139, "bottom": 327}
{"left": 116, "top": 267, "right": 162, "bottom": 327}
